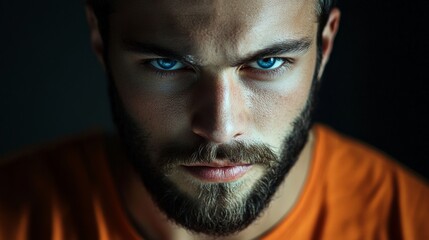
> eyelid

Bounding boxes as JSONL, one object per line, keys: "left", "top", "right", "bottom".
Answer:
{"left": 152, "top": 59, "right": 185, "bottom": 70}
{"left": 143, "top": 58, "right": 190, "bottom": 71}
{"left": 243, "top": 57, "right": 293, "bottom": 69}
{"left": 238, "top": 57, "right": 295, "bottom": 80}
{"left": 248, "top": 58, "right": 284, "bottom": 70}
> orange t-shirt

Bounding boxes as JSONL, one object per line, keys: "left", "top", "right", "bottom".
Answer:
{"left": 0, "top": 125, "right": 428, "bottom": 240}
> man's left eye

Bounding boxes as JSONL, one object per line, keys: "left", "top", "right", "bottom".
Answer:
{"left": 149, "top": 58, "right": 186, "bottom": 70}
{"left": 248, "top": 57, "right": 285, "bottom": 70}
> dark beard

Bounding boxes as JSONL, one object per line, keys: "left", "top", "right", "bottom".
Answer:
{"left": 109, "top": 74, "right": 318, "bottom": 236}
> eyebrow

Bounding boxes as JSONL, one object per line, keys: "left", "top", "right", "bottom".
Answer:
{"left": 122, "top": 37, "right": 312, "bottom": 67}
{"left": 123, "top": 41, "right": 199, "bottom": 65}
{"left": 233, "top": 38, "right": 313, "bottom": 66}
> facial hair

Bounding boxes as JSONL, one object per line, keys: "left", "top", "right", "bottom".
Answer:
{"left": 109, "top": 71, "right": 318, "bottom": 236}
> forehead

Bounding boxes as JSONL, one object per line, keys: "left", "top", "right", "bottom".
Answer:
{"left": 110, "top": 0, "right": 318, "bottom": 63}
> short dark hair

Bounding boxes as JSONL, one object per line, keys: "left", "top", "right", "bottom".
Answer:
{"left": 87, "top": 0, "right": 338, "bottom": 42}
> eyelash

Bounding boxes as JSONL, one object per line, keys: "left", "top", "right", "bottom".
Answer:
{"left": 139, "top": 57, "right": 294, "bottom": 78}
{"left": 140, "top": 59, "right": 192, "bottom": 78}
{"left": 241, "top": 58, "right": 294, "bottom": 77}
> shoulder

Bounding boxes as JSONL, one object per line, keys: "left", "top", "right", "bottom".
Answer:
{"left": 0, "top": 129, "right": 109, "bottom": 191}
{"left": 0, "top": 130, "right": 108, "bottom": 172}
{"left": 0, "top": 131, "right": 107, "bottom": 215}
{"left": 0, "top": 130, "right": 111, "bottom": 238}
{"left": 1, "top": 130, "right": 106, "bottom": 167}
{"left": 0, "top": 131, "right": 106, "bottom": 190}
{"left": 314, "top": 124, "right": 428, "bottom": 188}
{"left": 0, "top": 129, "right": 107, "bottom": 193}
{"left": 313, "top": 124, "right": 429, "bottom": 238}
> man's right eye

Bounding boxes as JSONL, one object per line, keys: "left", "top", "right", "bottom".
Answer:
{"left": 149, "top": 58, "right": 186, "bottom": 70}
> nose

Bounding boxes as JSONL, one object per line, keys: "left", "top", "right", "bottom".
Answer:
{"left": 191, "top": 71, "right": 248, "bottom": 144}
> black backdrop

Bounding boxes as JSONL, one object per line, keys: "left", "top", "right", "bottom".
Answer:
{"left": 1, "top": 1, "right": 428, "bottom": 178}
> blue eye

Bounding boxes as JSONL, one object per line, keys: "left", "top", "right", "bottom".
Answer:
{"left": 149, "top": 58, "right": 186, "bottom": 70}
{"left": 248, "top": 57, "right": 285, "bottom": 70}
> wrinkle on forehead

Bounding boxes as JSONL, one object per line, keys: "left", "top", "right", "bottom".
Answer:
{"left": 114, "top": 0, "right": 317, "bottom": 66}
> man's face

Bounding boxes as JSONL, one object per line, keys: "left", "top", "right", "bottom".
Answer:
{"left": 106, "top": 0, "right": 320, "bottom": 236}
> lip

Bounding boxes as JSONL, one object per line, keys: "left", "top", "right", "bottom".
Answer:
{"left": 181, "top": 164, "right": 252, "bottom": 183}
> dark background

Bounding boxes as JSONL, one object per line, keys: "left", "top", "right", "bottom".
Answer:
{"left": 1, "top": 1, "right": 428, "bottom": 178}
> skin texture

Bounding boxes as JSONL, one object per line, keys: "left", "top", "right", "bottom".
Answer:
{"left": 87, "top": 0, "right": 340, "bottom": 239}
{"left": 109, "top": 0, "right": 315, "bottom": 168}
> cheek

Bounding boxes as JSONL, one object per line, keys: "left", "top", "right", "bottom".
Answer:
{"left": 109, "top": 53, "right": 191, "bottom": 145}
{"left": 250, "top": 45, "right": 317, "bottom": 140}
{"left": 250, "top": 66, "right": 314, "bottom": 148}
{"left": 117, "top": 80, "right": 191, "bottom": 144}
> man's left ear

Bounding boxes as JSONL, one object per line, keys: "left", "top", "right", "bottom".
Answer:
{"left": 318, "top": 8, "right": 341, "bottom": 80}
{"left": 85, "top": 5, "right": 106, "bottom": 70}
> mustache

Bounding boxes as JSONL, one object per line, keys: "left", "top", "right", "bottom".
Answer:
{"left": 158, "top": 141, "right": 279, "bottom": 169}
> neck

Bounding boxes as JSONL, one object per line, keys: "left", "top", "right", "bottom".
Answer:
{"left": 108, "top": 131, "right": 315, "bottom": 240}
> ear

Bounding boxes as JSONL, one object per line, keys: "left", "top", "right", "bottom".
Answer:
{"left": 85, "top": 5, "right": 106, "bottom": 69}
{"left": 317, "top": 8, "right": 341, "bottom": 80}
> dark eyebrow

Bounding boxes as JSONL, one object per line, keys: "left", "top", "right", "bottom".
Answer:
{"left": 122, "top": 37, "right": 312, "bottom": 66}
{"left": 233, "top": 38, "right": 313, "bottom": 66}
{"left": 122, "top": 40, "right": 198, "bottom": 65}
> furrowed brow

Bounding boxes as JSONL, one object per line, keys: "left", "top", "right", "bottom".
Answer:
{"left": 233, "top": 38, "right": 313, "bottom": 66}
{"left": 122, "top": 38, "right": 312, "bottom": 67}
{"left": 122, "top": 40, "right": 198, "bottom": 65}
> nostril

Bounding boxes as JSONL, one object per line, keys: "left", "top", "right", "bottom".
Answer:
{"left": 233, "top": 132, "right": 243, "bottom": 138}
{"left": 192, "top": 125, "right": 243, "bottom": 144}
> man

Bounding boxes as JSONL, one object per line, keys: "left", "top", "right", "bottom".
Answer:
{"left": 1, "top": 0, "right": 428, "bottom": 239}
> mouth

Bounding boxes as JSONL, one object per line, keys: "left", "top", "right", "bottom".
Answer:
{"left": 181, "top": 162, "right": 253, "bottom": 183}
